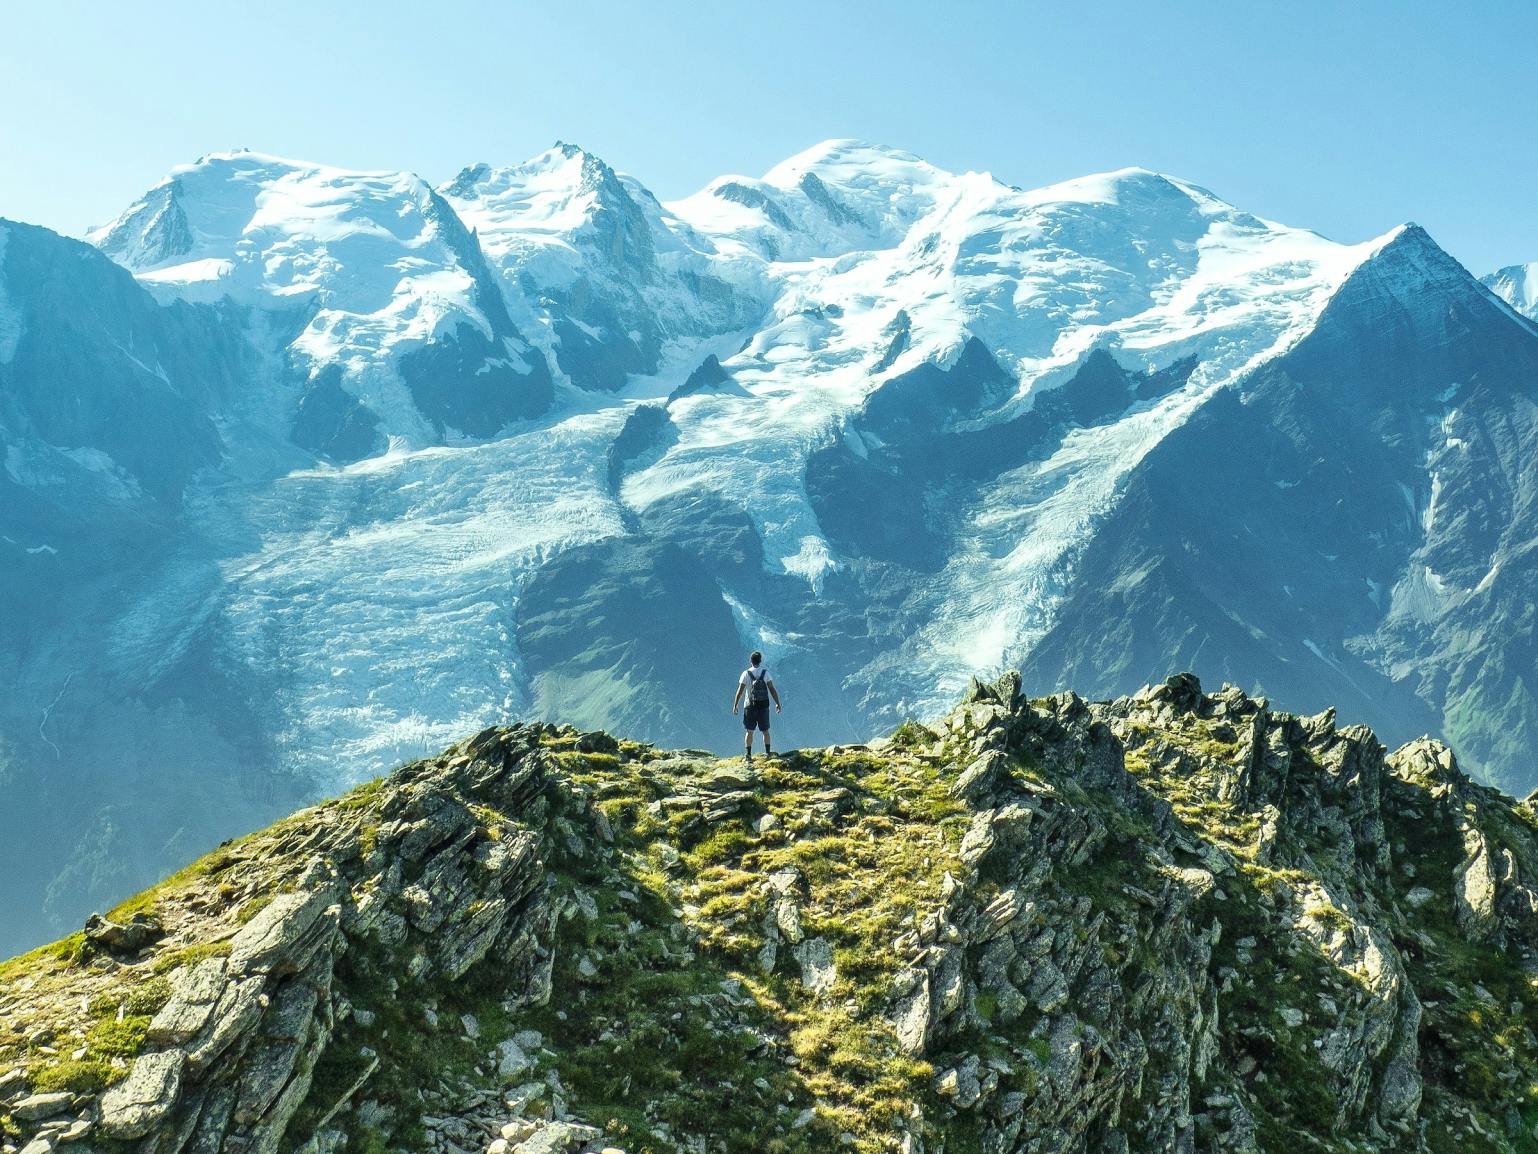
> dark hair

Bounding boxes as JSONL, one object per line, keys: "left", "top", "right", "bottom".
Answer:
{"left": 750, "top": 651, "right": 762, "bottom": 665}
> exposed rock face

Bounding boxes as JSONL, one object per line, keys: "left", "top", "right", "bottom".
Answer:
{"left": 4, "top": 676, "right": 1538, "bottom": 1154}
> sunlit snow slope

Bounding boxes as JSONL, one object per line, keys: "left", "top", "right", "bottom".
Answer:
{"left": 5, "top": 139, "right": 1538, "bottom": 953}
{"left": 1484, "top": 261, "right": 1538, "bottom": 320}
{"left": 89, "top": 150, "right": 553, "bottom": 451}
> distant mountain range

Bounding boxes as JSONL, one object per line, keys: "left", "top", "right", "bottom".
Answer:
{"left": 1484, "top": 260, "right": 1538, "bottom": 320}
{"left": 3, "top": 139, "right": 1538, "bottom": 953}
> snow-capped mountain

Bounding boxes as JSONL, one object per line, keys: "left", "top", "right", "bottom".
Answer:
{"left": 1484, "top": 260, "right": 1538, "bottom": 319}
{"left": 440, "top": 143, "right": 761, "bottom": 392}
{"left": 5, "top": 139, "right": 1538, "bottom": 954}
{"left": 89, "top": 149, "right": 553, "bottom": 453}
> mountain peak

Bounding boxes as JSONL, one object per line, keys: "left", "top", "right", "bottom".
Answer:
{"left": 761, "top": 137, "right": 950, "bottom": 197}
{"left": 184, "top": 147, "right": 305, "bottom": 171}
{"left": 1344, "top": 220, "right": 1476, "bottom": 296}
{"left": 530, "top": 140, "right": 613, "bottom": 177}
{"left": 766, "top": 136, "right": 936, "bottom": 172}
{"left": 440, "top": 141, "right": 629, "bottom": 207}
{"left": 167, "top": 149, "right": 394, "bottom": 189}
{"left": 663, "top": 139, "right": 957, "bottom": 251}
{"left": 90, "top": 152, "right": 438, "bottom": 276}
{"left": 1018, "top": 165, "right": 1240, "bottom": 221}
{"left": 1483, "top": 259, "right": 1538, "bottom": 320}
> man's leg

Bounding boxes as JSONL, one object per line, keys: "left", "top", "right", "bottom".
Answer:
{"left": 744, "top": 724, "right": 753, "bottom": 760}
{"left": 763, "top": 720, "right": 772, "bottom": 757}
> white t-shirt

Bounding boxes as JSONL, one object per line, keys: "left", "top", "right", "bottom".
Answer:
{"left": 739, "top": 667, "right": 773, "bottom": 687}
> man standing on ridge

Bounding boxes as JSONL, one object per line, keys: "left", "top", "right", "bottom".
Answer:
{"left": 731, "top": 650, "right": 781, "bottom": 762}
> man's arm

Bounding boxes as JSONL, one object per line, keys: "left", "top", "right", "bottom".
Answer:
{"left": 768, "top": 679, "right": 782, "bottom": 711}
{"left": 732, "top": 682, "right": 745, "bottom": 713}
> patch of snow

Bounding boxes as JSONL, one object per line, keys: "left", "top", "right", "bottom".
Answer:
{"left": 61, "top": 446, "right": 126, "bottom": 476}
{"left": 720, "top": 590, "right": 796, "bottom": 667}
{"left": 781, "top": 535, "right": 839, "bottom": 590}
{"left": 1396, "top": 481, "right": 1421, "bottom": 532}
{"left": 1302, "top": 638, "right": 1367, "bottom": 697}
{"left": 135, "top": 257, "right": 238, "bottom": 301}
{"left": 1388, "top": 563, "right": 1451, "bottom": 625}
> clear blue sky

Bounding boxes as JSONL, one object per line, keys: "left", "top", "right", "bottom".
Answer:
{"left": 3, "top": 0, "right": 1534, "bottom": 273}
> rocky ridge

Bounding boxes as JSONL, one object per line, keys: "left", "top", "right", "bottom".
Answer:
{"left": 3, "top": 674, "right": 1538, "bottom": 1154}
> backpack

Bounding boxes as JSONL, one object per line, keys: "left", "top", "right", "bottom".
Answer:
{"left": 746, "top": 668, "right": 770, "bottom": 705}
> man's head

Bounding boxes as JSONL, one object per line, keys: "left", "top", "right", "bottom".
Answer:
{"left": 750, "top": 651, "right": 762, "bottom": 667}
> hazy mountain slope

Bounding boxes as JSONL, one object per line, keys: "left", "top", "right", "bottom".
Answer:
{"left": 0, "top": 220, "right": 310, "bottom": 950}
{"left": 4, "top": 674, "right": 1538, "bottom": 1153}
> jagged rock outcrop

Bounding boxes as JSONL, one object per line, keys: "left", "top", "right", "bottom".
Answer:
{"left": 4, "top": 676, "right": 1538, "bottom": 1154}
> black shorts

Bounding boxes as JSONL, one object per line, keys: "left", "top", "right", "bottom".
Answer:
{"left": 743, "top": 701, "right": 771, "bottom": 732}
